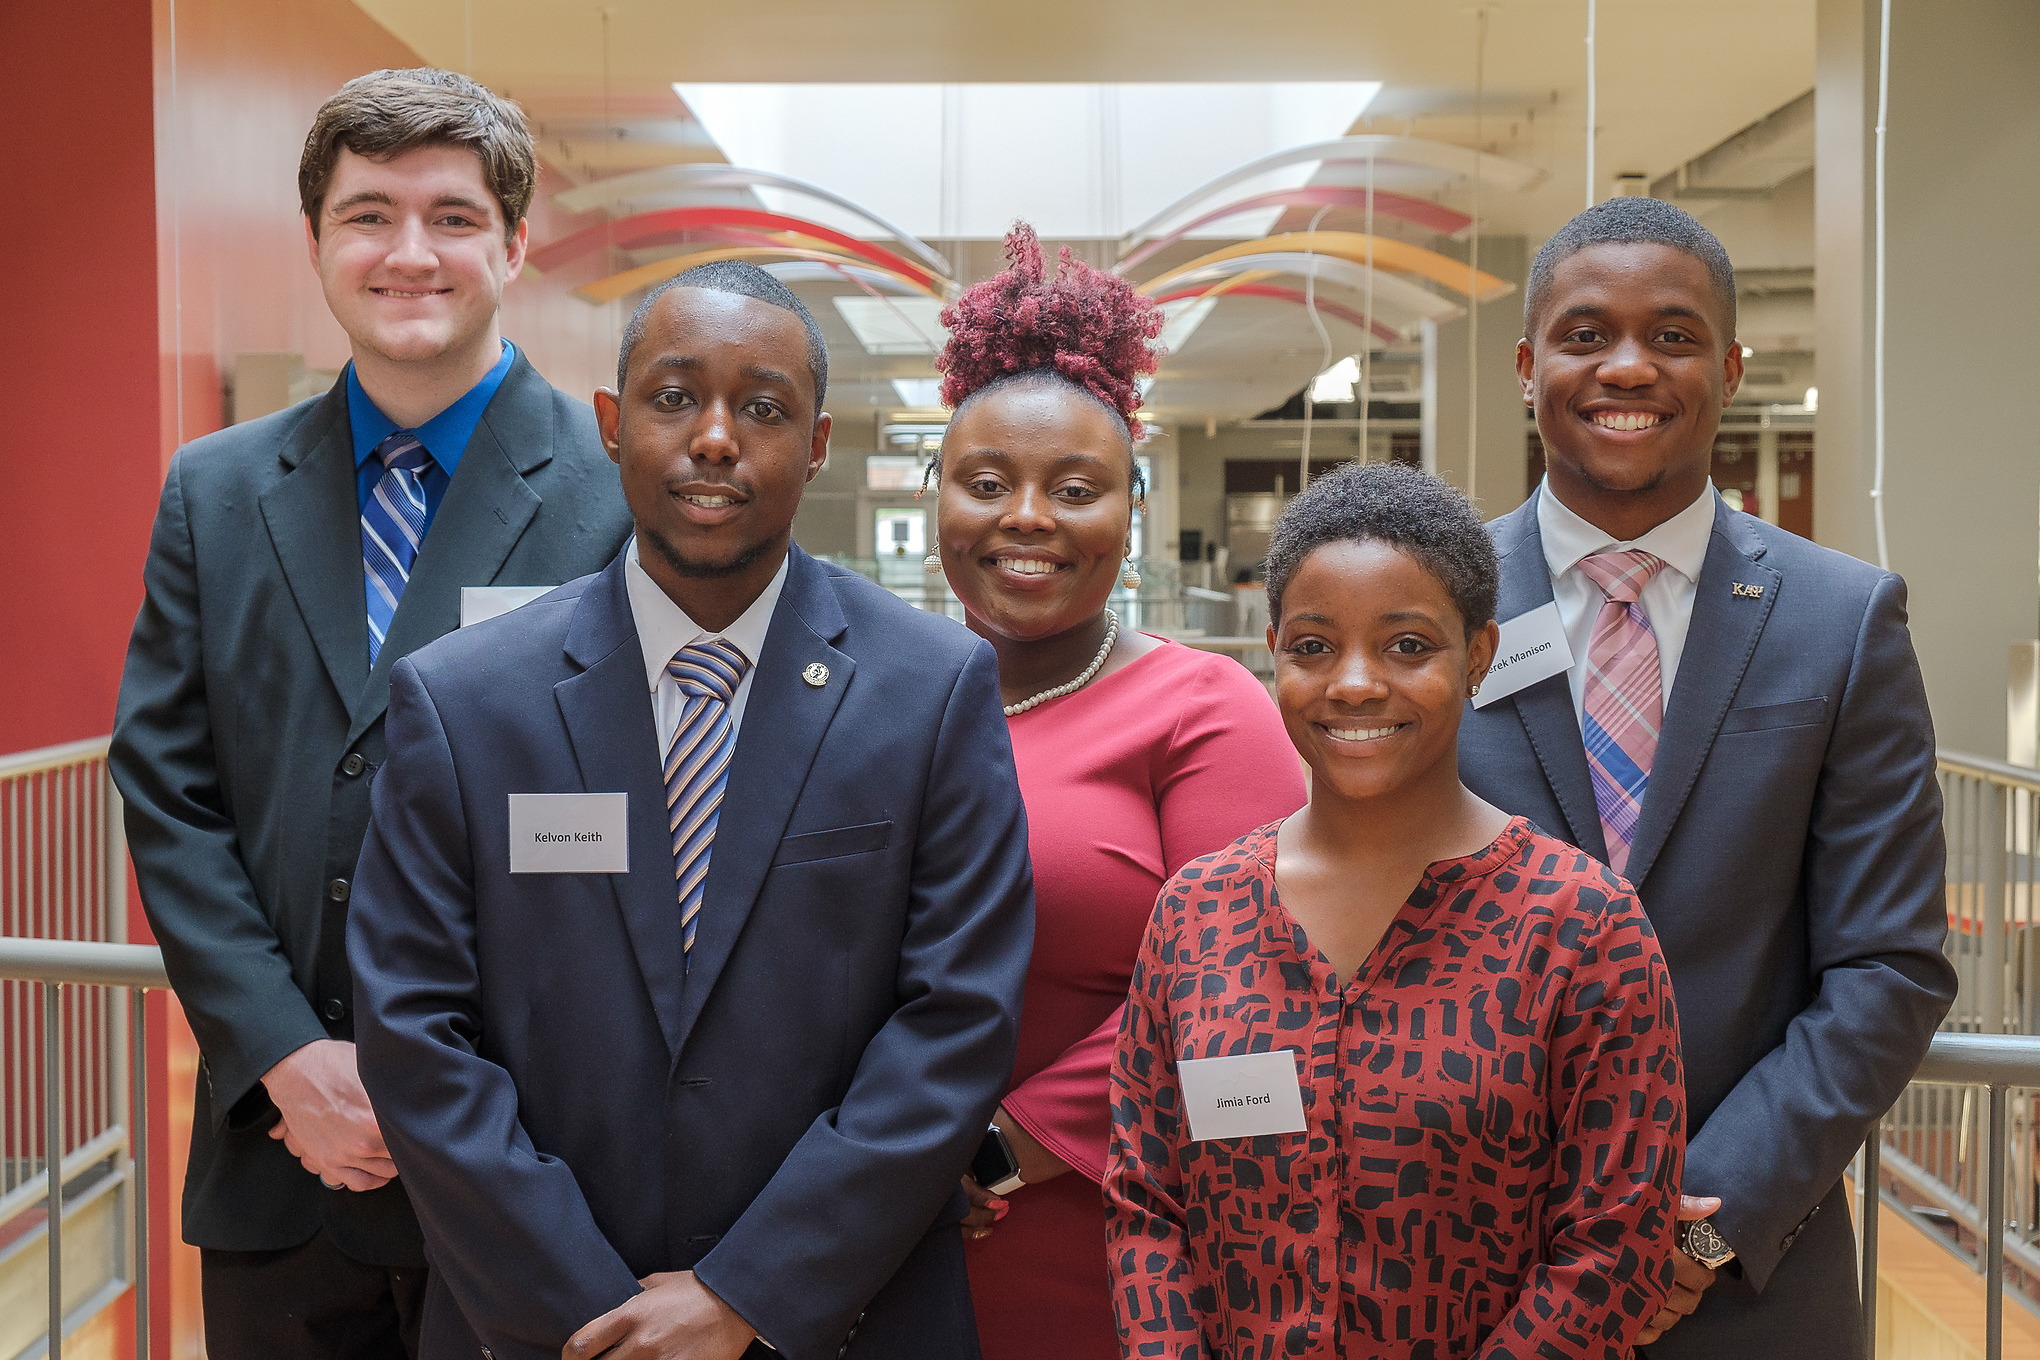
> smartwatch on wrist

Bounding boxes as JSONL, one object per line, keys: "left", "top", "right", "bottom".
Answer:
{"left": 1678, "top": 1216, "right": 1736, "bottom": 1269}
{"left": 972, "top": 1124, "right": 1026, "bottom": 1196}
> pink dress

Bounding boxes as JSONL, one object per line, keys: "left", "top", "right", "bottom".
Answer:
{"left": 967, "top": 639, "right": 1307, "bottom": 1360}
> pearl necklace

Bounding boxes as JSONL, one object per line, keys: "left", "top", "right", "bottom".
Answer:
{"left": 1004, "top": 610, "right": 1120, "bottom": 717}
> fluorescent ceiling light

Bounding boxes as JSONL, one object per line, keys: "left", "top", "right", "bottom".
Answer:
{"left": 1803, "top": 386, "right": 1819, "bottom": 411}
{"left": 834, "top": 297, "right": 948, "bottom": 355}
{"left": 891, "top": 378, "right": 944, "bottom": 407}
{"left": 1311, "top": 356, "right": 1360, "bottom": 403}
{"left": 675, "top": 82, "right": 1381, "bottom": 240}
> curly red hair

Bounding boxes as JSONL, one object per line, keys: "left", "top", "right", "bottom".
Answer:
{"left": 937, "top": 222, "right": 1162, "bottom": 438}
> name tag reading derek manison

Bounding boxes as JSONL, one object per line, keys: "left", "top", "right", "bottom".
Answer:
{"left": 507, "top": 793, "right": 629, "bottom": 874}
{"left": 1177, "top": 1049, "right": 1309, "bottom": 1142}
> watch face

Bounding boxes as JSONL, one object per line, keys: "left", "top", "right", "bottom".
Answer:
{"left": 1683, "top": 1218, "right": 1732, "bottom": 1265}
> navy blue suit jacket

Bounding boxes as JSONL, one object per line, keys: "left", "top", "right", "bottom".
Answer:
{"left": 1460, "top": 497, "right": 1956, "bottom": 1356}
{"left": 348, "top": 545, "right": 1035, "bottom": 1360}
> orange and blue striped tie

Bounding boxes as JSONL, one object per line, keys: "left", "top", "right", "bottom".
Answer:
{"left": 663, "top": 639, "right": 750, "bottom": 962}
{"left": 1578, "top": 550, "right": 1665, "bottom": 878}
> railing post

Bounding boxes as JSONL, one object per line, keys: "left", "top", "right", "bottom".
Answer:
{"left": 1985, "top": 781, "right": 2009, "bottom": 1034}
{"left": 132, "top": 987, "right": 149, "bottom": 1360}
{"left": 1988, "top": 1083, "right": 2008, "bottom": 1360}
{"left": 1862, "top": 1123, "right": 1881, "bottom": 1352}
{"left": 45, "top": 979, "right": 63, "bottom": 1360}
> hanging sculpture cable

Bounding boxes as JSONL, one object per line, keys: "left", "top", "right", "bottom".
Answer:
{"left": 1299, "top": 203, "right": 1337, "bottom": 496}
{"left": 1871, "top": 0, "right": 1892, "bottom": 569}
{"left": 1361, "top": 153, "right": 1376, "bottom": 466}
{"left": 1468, "top": 8, "right": 1488, "bottom": 508}
{"left": 1584, "top": 0, "right": 1598, "bottom": 210}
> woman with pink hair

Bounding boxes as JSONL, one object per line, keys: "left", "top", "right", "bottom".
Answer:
{"left": 927, "top": 224, "right": 1307, "bottom": 1359}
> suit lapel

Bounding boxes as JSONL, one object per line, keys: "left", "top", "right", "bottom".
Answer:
{"left": 553, "top": 556, "right": 690, "bottom": 1055}
{"left": 672, "top": 547, "right": 853, "bottom": 1061}
{"left": 1488, "top": 500, "right": 1607, "bottom": 860}
{"left": 1623, "top": 503, "right": 1779, "bottom": 886}
{"left": 259, "top": 382, "right": 370, "bottom": 712}
{"left": 347, "top": 355, "right": 554, "bottom": 746}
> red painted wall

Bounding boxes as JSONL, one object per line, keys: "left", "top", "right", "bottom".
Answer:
{"left": 0, "top": 0, "right": 165, "bottom": 756}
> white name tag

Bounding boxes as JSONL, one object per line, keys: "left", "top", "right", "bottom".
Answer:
{"left": 461, "top": 585, "right": 555, "bottom": 628}
{"left": 1178, "top": 1049, "right": 1308, "bottom": 1142}
{"left": 1473, "top": 600, "right": 1576, "bottom": 708}
{"left": 507, "top": 793, "right": 628, "bottom": 873}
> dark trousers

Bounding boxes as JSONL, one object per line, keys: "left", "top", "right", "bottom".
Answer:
{"left": 201, "top": 1230, "right": 426, "bottom": 1360}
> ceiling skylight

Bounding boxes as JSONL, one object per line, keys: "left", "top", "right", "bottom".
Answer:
{"left": 833, "top": 297, "right": 949, "bottom": 355}
{"left": 674, "top": 83, "right": 1382, "bottom": 240}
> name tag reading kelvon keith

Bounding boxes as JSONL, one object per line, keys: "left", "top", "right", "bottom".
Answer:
{"left": 507, "top": 793, "right": 629, "bottom": 874}
{"left": 1177, "top": 1049, "right": 1309, "bottom": 1142}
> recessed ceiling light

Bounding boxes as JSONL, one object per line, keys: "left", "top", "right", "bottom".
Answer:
{"left": 891, "top": 378, "right": 943, "bottom": 407}
{"left": 834, "top": 297, "right": 948, "bottom": 355}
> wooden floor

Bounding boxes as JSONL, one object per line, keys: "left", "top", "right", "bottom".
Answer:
{"left": 1876, "top": 1191, "right": 2040, "bottom": 1359}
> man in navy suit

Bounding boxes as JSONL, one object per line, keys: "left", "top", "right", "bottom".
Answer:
{"left": 347, "top": 262, "right": 1035, "bottom": 1360}
{"left": 1459, "top": 198, "right": 1955, "bottom": 1358}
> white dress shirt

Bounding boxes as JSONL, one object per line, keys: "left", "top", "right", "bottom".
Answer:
{"left": 623, "top": 537, "right": 788, "bottom": 752}
{"left": 1536, "top": 479, "right": 1718, "bottom": 721}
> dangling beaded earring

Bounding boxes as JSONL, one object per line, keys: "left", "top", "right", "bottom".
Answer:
{"left": 923, "top": 553, "right": 944, "bottom": 576}
{"left": 1120, "top": 559, "right": 1142, "bottom": 591}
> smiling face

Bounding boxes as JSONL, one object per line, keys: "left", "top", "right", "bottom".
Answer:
{"left": 1518, "top": 242, "right": 1741, "bottom": 519}
{"left": 309, "top": 144, "right": 526, "bottom": 369}
{"left": 1268, "top": 539, "right": 1498, "bottom": 805}
{"left": 936, "top": 379, "right": 1137, "bottom": 643}
{"left": 594, "top": 287, "right": 830, "bottom": 591}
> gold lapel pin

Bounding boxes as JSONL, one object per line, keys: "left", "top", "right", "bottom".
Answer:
{"left": 802, "top": 662, "right": 830, "bottom": 687}
{"left": 1731, "top": 582, "right": 1765, "bottom": 599}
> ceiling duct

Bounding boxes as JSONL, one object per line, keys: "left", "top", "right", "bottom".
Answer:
{"left": 1650, "top": 88, "right": 1813, "bottom": 202}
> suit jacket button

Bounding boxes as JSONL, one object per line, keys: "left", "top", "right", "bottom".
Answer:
{"left": 328, "top": 878, "right": 350, "bottom": 902}
{"left": 342, "top": 753, "right": 367, "bottom": 777}
{"left": 324, "top": 998, "right": 347, "bottom": 1021}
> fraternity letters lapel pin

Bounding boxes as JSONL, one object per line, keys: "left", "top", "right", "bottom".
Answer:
{"left": 1731, "top": 582, "right": 1765, "bottom": 599}
{"left": 802, "top": 662, "right": 830, "bottom": 687}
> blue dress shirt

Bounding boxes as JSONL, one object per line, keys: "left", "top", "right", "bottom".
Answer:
{"left": 348, "top": 340, "right": 517, "bottom": 531}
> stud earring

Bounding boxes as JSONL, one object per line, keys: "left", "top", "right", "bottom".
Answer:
{"left": 1120, "top": 560, "right": 1143, "bottom": 591}
{"left": 923, "top": 553, "right": 944, "bottom": 576}
{"left": 1468, "top": 681, "right": 1482, "bottom": 698}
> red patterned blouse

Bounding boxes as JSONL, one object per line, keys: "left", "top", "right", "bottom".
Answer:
{"left": 1105, "top": 818, "right": 1684, "bottom": 1360}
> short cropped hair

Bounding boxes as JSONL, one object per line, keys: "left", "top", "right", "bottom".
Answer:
{"left": 300, "top": 69, "right": 535, "bottom": 240}
{"left": 616, "top": 261, "right": 829, "bottom": 412}
{"left": 1524, "top": 197, "right": 1737, "bottom": 336}
{"left": 1264, "top": 461, "right": 1499, "bottom": 637}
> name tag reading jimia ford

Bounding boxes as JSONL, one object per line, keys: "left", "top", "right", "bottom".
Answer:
{"left": 1177, "top": 1049, "right": 1309, "bottom": 1142}
{"left": 508, "top": 793, "right": 629, "bottom": 873}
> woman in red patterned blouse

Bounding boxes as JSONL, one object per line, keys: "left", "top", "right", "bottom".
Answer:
{"left": 1105, "top": 463, "right": 1691, "bottom": 1360}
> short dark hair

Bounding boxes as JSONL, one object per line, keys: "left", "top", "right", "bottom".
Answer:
{"left": 1264, "top": 461, "right": 1498, "bottom": 636}
{"left": 300, "top": 69, "right": 534, "bottom": 240}
{"left": 1524, "top": 196, "right": 1737, "bottom": 336}
{"left": 615, "top": 261, "right": 829, "bottom": 413}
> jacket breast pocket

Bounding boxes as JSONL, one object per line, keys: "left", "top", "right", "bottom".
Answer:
{"left": 1719, "top": 696, "right": 1828, "bottom": 734}
{"left": 772, "top": 820, "right": 893, "bottom": 867}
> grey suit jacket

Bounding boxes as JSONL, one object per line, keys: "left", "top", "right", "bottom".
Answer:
{"left": 110, "top": 353, "right": 632, "bottom": 1263}
{"left": 1459, "top": 495, "right": 1957, "bottom": 1357}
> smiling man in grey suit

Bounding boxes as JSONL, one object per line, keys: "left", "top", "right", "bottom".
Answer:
{"left": 1459, "top": 198, "right": 1956, "bottom": 1359}
{"left": 111, "top": 69, "right": 629, "bottom": 1360}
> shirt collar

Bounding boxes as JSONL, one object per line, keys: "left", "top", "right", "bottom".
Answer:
{"left": 1537, "top": 478, "right": 1718, "bottom": 586}
{"left": 624, "top": 538, "right": 790, "bottom": 692}
{"left": 347, "top": 339, "right": 516, "bottom": 475}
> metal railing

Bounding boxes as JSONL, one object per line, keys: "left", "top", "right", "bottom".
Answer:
{"left": 0, "top": 939, "right": 166, "bottom": 1360}
{"left": 0, "top": 738, "right": 151, "bottom": 1360}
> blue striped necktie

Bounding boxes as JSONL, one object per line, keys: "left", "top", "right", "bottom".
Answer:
{"left": 664, "top": 639, "right": 751, "bottom": 962}
{"left": 361, "top": 431, "right": 433, "bottom": 665}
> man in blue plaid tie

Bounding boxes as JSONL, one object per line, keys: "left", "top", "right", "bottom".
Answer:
{"left": 351, "top": 262, "right": 1035, "bottom": 1360}
{"left": 113, "top": 70, "right": 630, "bottom": 1360}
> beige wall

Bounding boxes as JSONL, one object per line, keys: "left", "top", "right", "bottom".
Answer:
{"left": 1817, "top": 0, "right": 2040, "bottom": 758}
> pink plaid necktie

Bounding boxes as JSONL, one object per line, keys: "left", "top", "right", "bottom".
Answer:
{"left": 1578, "top": 550, "right": 1667, "bottom": 877}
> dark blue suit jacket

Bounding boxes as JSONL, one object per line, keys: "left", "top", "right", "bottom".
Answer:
{"left": 1460, "top": 497, "right": 1956, "bottom": 1356}
{"left": 348, "top": 545, "right": 1035, "bottom": 1360}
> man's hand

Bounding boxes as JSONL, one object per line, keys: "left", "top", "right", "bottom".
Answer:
{"left": 261, "top": 1039, "right": 397, "bottom": 1191}
{"left": 563, "top": 1271, "right": 756, "bottom": 1360}
{"left": 1636, "top": 1195, "right": 1724, "bottom": 1346}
